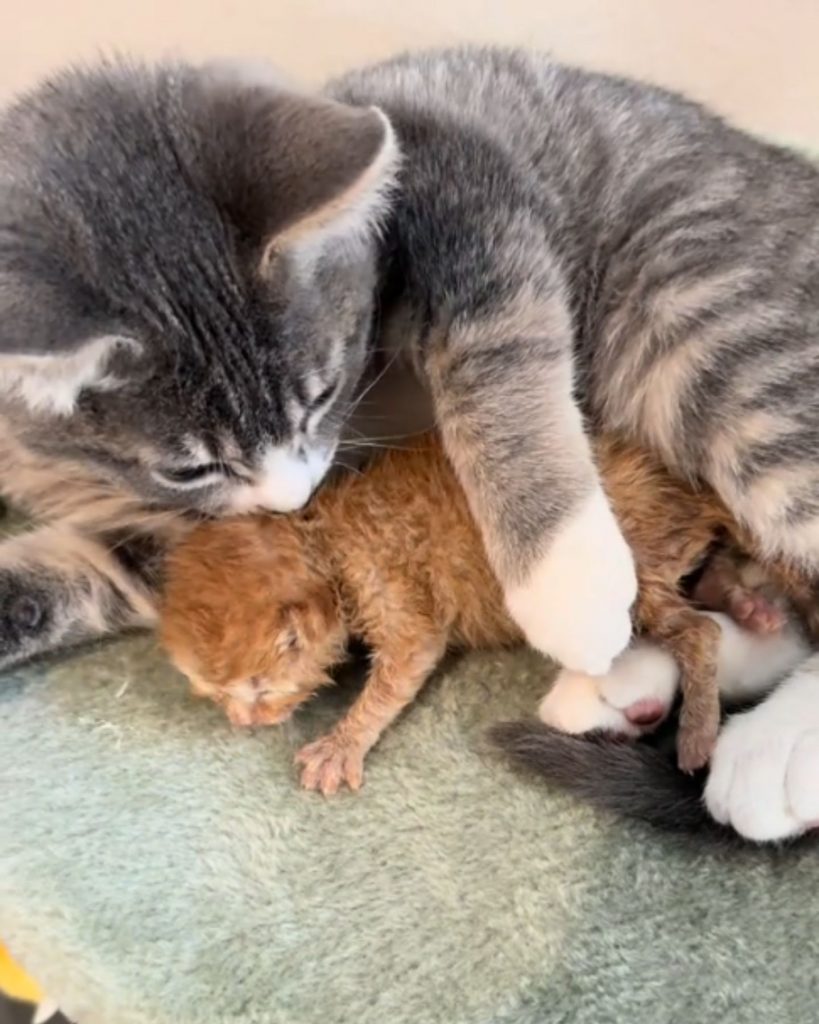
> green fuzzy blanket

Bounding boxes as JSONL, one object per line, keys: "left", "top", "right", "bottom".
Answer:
{"left": 1, "top": 630, "right": 817, "bottom": 1024}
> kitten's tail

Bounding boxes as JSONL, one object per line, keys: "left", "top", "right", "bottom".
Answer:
{"left": 489, "top": 720, "right": 729, "bottom": 836}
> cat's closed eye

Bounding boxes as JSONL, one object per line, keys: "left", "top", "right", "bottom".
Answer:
{"left": 311, "top": 383, "right": 338, "bottom": 409}
{"left": 152, "top": 464, "right": 225, "bottom": 489}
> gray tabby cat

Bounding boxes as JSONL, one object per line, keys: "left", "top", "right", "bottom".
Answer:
{"left": 1, "top": 47, "right": 817, "bottom": 840}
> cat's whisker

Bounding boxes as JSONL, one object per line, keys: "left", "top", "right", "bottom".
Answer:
{"left": 332, "top": 458, "right": 364, "bottom": 477}
{"left": 347, "top": 348, "right": 404, "bottom": 414}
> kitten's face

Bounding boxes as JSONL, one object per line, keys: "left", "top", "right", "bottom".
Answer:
{"left": 0, "top": 60, "right": 398, "bottom": 514}
{"left": 185, "top": 633, "right": 337, "bottom": 729}
{"left": 160, "top": 517, "right": 346, "bottom": 726}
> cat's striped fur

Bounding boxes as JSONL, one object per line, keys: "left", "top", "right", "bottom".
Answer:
{"left": 1, "top": 48, "right": 819, "bottom": 837}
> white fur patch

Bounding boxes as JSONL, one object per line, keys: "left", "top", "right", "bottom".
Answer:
{"left": 505, "top": 486, "right": 637, "bottom": 675}
{"left": 0, "top": 335, "right": 133, "bottom": 415}
{"left": 538, "top": 612, "right": 808, "bottom": 743}
{"left": 230, "top": 442, "right": 334, "bottom": 514}
{"left": 708, "top": 612, "right": 809, "bottom": 702}
{"left": 705, "top": 656, "right": 819, "bottom": 841}
{"left": 539, "top": 641, "right": 680, "bottom": 737}
{"left": 539, "top": 668, "right": 641, "bottom": 736}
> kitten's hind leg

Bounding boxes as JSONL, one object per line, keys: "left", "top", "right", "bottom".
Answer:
{"left": 634, "top": 584, "right": 722, "bottom": 772}
{"left": 425, "top": 288, "right": 636, "bottom": 676}
{"left": 539, "top": 610, "right": 807, "bottom": 744}
{"left": 700, "top": 443, "right": 819, "bottom": 837}
{"left": 0, "top": 524, "right": 161, "bottom": 671}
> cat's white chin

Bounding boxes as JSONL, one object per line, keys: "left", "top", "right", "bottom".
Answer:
{"left": 705, "top": 661, "right": 819, "bottom": 841}
{"left": 505, "top": 486, "right": 637, "bottom": 676}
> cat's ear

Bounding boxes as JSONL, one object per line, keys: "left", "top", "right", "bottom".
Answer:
{"left": 191, "top": 63, "right": 400, "bottom": 269}
{"left": 0, "top": 272, "right": 135, "bottom": 414}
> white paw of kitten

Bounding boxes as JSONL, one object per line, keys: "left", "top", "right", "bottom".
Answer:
{"left": 704, "top": 665, "right": 819, "bottom": 841}
{"left": 538, "top": 640, "right": 680, "bottom": 738}
{"left": 505, "top": 487, "right": 637, "bottom": 675}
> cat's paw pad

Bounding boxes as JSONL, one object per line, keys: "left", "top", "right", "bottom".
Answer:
{"left": 539, "top": 642, "right": 678, "bottom": 738}
{"left": 296, "top": 733, "right": 365, "bottom": 796}
{"left": 705, "top": 699, "right": 819, "bottom": 840}
{"left": 538, "top": 669, "right": 639, "bottom": 737}
{"left": 505, "top": 488, "right": 636, "bottom": 676}
{"left": 624, "top": 698, "right": 667, "bottom": 728}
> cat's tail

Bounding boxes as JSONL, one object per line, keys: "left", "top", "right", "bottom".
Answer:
{"left": 489, "top": 720, "right": 729, "bottom": 836}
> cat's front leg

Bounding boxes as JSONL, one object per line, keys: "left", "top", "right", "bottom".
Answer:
{"left": 0, "top": 524, "right": 161, "bottom": 670}
{"left": 426, "top": 299, "right": 636, "bottom": 675}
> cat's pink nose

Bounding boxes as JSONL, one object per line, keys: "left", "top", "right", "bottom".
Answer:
{"left": 625, "top": 698, "right": 666, "bottom": 727}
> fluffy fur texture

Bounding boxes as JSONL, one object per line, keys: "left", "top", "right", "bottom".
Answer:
{"left": 0, "top": 48, "right": 817, "bottom": 664}
{"left": 3, "top": 629, "right": 819, "bottom": 1024}
{"left": 160, "top": 433, "right": 812, "bottom": 791}
{"left": 0, "top": 58, "right": 395, "bottom": 667}
{"left": 6, "top": 47, "right": 819, "bottom": 833}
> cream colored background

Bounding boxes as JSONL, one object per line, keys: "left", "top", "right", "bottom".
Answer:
{"left": 3, "top": 1, "right": 819, "bottom": 141}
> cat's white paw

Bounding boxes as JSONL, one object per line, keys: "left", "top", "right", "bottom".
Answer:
{"left": 705, "top": 667, "right": 819, "bottom": 841}
{"left": 506, "top": 487, "right": 637, "bottom": 675}
{"left": 539, "top": 641, "right": 679, "bottom": 737}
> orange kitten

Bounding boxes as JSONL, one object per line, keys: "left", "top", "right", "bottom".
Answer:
{"left": 160, "top": 433, "right": 812, "bottom": 793}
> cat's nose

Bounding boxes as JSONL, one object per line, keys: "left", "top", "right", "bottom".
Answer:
{"left": 231, "top": 461, "right": 313, "bottom": 514}
{"left": 230, "top": 444, "right": 333, "bottom": 514}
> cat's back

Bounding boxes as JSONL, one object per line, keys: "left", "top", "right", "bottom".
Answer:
{"left": 327, "top": 46, "right": 776, "bottom": 189}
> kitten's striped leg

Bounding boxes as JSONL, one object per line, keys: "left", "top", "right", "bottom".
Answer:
{"left": 0, "top": 524, "right": 162, "bottom": 671}
{"left": 425, "top": 293, "right": 636, "bottom": 675}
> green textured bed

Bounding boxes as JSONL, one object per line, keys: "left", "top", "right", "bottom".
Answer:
{"left": 1, "top": 624, "right": 817, "bottom": 1023}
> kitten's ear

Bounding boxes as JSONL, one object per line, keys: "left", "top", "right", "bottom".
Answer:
{"left": 0, "top": 272, "right": 135, "bottom": 414}
{"left": 191, "top": 64, "right": 399, "bottom": 268}
{"left": 276, "top": 591, "right": 336, "bottom": 650}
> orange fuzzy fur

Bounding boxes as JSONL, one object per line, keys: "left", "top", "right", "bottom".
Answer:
{"left": 160, "top": 432, "right": 814, "bottom": 792}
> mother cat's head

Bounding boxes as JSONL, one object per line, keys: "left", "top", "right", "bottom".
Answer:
{"left": 0, "top": 60, "right": 398, "bottom": 513}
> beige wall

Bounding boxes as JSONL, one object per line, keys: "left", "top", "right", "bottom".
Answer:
{"left": 4, "top": 1, "right": 819, "bottom": 141}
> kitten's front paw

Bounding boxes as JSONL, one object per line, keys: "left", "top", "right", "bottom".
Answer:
{"left": 705, "top": 679, "right": 819, "bottom": 841}
{"left": 505, "top": 488, "right": 637, "bottom": 675}
{"left": 296, "top": 732, "right": 366, "bottom": 796}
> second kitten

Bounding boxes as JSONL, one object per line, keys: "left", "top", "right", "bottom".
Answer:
{"left": 160, "top": 433, "right": 813, "bottom": 793}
